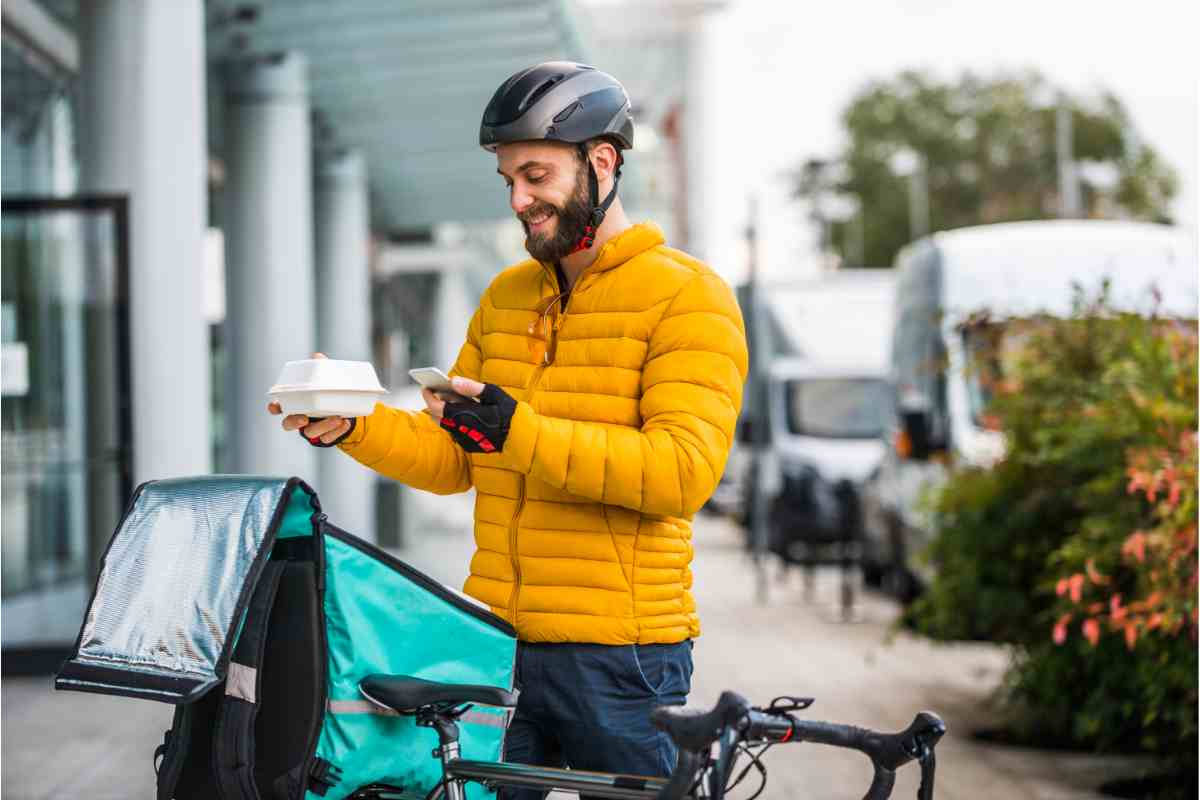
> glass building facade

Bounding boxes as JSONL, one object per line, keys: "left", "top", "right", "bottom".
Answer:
{"left": 2, "top": 31, "right": 131, "bottom": 670}
{"left": 0, "top": 0, "right": 628, "bottom": 674}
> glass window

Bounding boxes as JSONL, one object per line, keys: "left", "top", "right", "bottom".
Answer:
{"left": 373, "top": 271, "right": 440, "bottom": 386}
{"left": 786, "top": 377, "right": 890, "bottom": 439}
{"left": 2, "top": 38, "right": 78, "bottom": 198}
{"left": 961, "top": 321, "right": 1040, "bottom": 427}
{"left": 2, "top": 203, "right": 128, "bottom": 605}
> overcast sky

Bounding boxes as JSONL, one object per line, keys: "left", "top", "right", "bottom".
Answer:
{"left": 696, "top": 0, "right": 1198, "bottom": 282}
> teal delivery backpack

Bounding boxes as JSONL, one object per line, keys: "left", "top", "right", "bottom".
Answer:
{"left": 55, "top": 476, "right": 517, "bottom": 800}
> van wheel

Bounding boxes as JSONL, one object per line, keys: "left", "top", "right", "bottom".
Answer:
{"left": 860, "top": 559, "right": 884, "bottom": 588}
{"left": 883, "top": 566, "right": 922, "bottom": 603}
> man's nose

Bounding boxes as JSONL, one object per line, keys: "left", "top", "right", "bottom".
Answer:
{"left": 510, "top": 186, "right": 534, "bottom": 215}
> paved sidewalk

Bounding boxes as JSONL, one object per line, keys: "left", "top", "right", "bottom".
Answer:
{"left": 2, "top": 504, "right": 1147, "bottom": 798}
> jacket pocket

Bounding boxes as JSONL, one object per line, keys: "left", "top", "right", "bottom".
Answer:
{"left": 602, "top": 505, "right": 636, "bottom": 602}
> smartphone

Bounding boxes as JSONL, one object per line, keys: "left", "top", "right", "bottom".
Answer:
{"left": 408, "top": 367, "right": 478, "bottom": 403}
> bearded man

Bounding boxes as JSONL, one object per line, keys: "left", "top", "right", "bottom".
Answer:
{"left": 271, "top": 62, "right": 749, "bottom": 795}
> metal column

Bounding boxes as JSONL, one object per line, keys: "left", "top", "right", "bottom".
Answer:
{"left": 223, "top": 52, "right": 317, "bottom": 479}
{"left": 77, "top": 0, "right": 212, "bottom": 484}
{"left": 314, "top": 148, "right": 374, "bottom": 540}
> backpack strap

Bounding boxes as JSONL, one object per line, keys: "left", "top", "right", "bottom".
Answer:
{"left": 213, "top": 561, "right": 287, "bottom": 800}
{"left": 155, "top": 704, "right": 192, "bottom": 800}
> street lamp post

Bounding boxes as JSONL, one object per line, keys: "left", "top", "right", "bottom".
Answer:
{"left": 890, "top": 148, "right": 929, "bottom": 242}
{"left": 803, "top": 158, "right": 862, "bottom": 268}
{"left": 745, "top": 193, "right": 771, "bottom": 605}
{"left": 1056, "top": 91, "right": 1082, "bottom": 218}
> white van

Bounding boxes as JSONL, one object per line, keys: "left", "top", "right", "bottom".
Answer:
{"left": 716, "top": 273, "right": 895, "bottom": 564}
{"left": 861, "top": 220, "right": 1197, "bottom": 595}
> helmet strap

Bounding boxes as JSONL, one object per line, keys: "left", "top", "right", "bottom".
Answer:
{"left": 570, "top": 143, "right": 623, "bottom": 253}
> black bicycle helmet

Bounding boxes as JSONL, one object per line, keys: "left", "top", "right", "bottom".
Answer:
{"left": 480, "top": 61, "right": 634, "bottom": 251}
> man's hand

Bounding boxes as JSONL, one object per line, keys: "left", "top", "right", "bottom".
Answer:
{"left": 267, "top": 352, "right": 354, "bottom": 446}
{"left": 428, "top": 377, "right": 517, "bottom": 454}
{"left": 421, "top": 376, "right": 486, "bottom": 420}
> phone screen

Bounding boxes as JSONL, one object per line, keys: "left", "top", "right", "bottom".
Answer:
{"left": 408, "top": 367, "right": 479, "bottom": 403}
{"left": 408, "top": 367, "right": 453, "bottom": 391}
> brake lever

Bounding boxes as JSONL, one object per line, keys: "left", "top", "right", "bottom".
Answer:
{"left": 916, "top": 745, "right": 935, "bottom": 800}
{"left": 908, "top": 711, "right": 944, "bottom": 800}
{"left": 708, "top": 726, "right": 740, "bottom": 800}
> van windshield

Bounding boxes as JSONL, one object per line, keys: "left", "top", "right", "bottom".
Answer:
{"left": 786, "top": 378, "right": 889, "bottom": 439}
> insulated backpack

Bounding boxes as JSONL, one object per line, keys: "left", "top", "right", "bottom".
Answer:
{"left": 55, "top": 476, "right": 517, "bottom": 800}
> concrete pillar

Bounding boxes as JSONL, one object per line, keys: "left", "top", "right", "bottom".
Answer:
{"left": 222, "top": 52, "right": 317, "bottom": 480}
{"left": 77, "top": 0, "right": 212, "bottom": 484}
{"left": 314, "top": 149, "right": 374, "bottom": 540}
{"left": 682, "top": 13, "right": 713, "bottom": 264}
{"left": 434, "top": 266, "right": 475, "bottom": 372}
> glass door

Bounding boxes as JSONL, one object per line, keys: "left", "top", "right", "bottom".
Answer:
{"left": 1, "top": 196, "right": 131, "bottom": 672}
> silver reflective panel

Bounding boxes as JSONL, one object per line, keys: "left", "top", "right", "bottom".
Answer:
{"left": 76, "top": 476, "right": 294, "bottom": 680}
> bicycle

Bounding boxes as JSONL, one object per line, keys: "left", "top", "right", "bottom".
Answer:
{"left": 350, "top": 673, "right": 947, "bottom": 800}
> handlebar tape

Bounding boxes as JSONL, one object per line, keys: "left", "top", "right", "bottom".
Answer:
{"left": 864, "top": 763, "right": 897, "bottom": 800}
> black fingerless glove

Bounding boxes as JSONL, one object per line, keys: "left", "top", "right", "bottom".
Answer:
{"left": 299, "top": 417, "right": 356, "bottom": 448}
{"left": 440, "top": 384, "right": 517, "bottom": 453}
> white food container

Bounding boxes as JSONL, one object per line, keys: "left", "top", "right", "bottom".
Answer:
{"left": 267, "top": 359, "right": 387, "bottom": 418}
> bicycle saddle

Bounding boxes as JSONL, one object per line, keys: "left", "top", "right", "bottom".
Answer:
{"left": 359, "top": 674, "right": 518, "bottom": 713}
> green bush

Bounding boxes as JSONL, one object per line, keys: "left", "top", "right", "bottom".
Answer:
{"left": 904, "top": 288, "right": 1197, "bottom": 785}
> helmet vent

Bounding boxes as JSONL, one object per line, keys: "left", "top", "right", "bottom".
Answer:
{"left": 522, "top": 75, "right": 565, "bottom": 112}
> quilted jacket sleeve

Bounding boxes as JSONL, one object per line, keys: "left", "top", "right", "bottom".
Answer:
{"left": 335, "top": 307, "right": 484, "bottom": 495}
{"left": 503, "top": 273, "right": 749, "bottom": 517}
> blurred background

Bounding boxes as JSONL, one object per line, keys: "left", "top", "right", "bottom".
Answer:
{"left": 2, "top": 0, "right": 1197, "bottom": 797}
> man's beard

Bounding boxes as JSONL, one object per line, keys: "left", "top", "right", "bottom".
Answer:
{"left": 520, "top": 165, "right": 591, "bottom": 263}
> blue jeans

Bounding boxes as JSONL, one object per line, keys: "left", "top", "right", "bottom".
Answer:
{"left": 499, "top": 640, "right": 694, "bottom": 800}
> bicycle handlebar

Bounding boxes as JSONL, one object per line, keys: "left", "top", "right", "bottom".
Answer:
{"left": 650, "top": 692, "right": 946, "bottom": 800}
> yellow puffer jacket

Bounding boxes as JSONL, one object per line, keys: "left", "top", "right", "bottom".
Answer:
{"left": 338, "top": 222, "right": 748, "bottom": 644}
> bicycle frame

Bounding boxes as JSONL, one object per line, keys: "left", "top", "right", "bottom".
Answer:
{"left": 363, "top": 758, "right": 668, "bottom": 800}
{"left": 352, "top": 688, "right": 944, "bottom": 800}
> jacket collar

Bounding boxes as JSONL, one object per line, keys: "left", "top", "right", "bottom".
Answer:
{"left": 539, "top": 222, "right": 665, "bottom": 286}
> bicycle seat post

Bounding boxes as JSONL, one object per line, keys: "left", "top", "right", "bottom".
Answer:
{"left": 416, "top": 706, "right": 465, "bottom": 800}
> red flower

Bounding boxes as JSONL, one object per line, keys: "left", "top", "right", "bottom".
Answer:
{"left": 1110, "top": 594, "right": 1125, "bottom": 622}
{"left": 1122, "top": 532, "right": 1148, "bottom": 564}
{"left": 1053, "top": 614, "right": 1072, "bottom": 645}
{"left": 1086, "top": 559, "right": 1109, "bottom": 586}
{"left": 1123, "top": 623, "right": 1138, "bottom": 650}
{"left": 1082, "top": 618, "right": 1101, "bottom": 647}
{"left": 1068, "top": 573, "right": 1085, "bottom": 603}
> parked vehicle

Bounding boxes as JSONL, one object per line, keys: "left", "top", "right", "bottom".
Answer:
{"left": 704, "top": 283, "right": 802, "bottom": 518}
{"left": 861, "top": 220, "right": 1198, "bottom": 598}
{"left": 720, "top": 273, "right": 895, "bottom": 583}
{"left": 762, "top": 358, "right": 890, "bottom": 569}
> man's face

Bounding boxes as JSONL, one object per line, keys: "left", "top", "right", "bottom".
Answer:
{"left": 496, "top": 141, "right": 591, "bottom": 263}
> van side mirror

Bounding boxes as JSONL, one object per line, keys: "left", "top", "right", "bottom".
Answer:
{"left": 894, "top": 385, "right": 935, "bottom": 461}
{"left": 896, "top": 409, "right": 932, "bottom": 461}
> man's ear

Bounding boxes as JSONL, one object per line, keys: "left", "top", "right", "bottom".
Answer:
{"left": 587, "top": 140, "right": 620, "bottom": 182}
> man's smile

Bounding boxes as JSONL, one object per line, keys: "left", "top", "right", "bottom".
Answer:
{"left": 524, "top": 209, "right": 555, "bottom": 233}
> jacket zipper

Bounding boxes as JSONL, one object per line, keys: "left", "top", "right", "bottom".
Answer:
{"left": 507, "top": 357, "right": 551, "bottom": 623}
{"left": 508, "top": 272, "right": 572, "bottom": 624}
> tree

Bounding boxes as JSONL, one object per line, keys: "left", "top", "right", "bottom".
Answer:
{"left": 797, "top": 71, "right": 1179, "bottom": 267}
